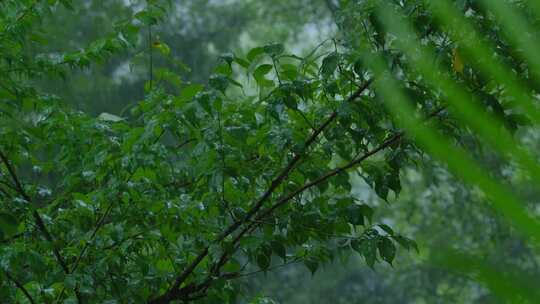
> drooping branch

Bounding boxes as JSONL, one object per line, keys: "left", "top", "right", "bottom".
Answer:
{"left": 69, "top": 164, "right": 142, "bottom": 275}
{"left": 0, "top": 150, "right": 84, "bottom": 302}
{"left": 209, "top": 132, "right": 404, "bottom": 278}
{"left": 4, "top": 270, "right": 36, "bottom": 304}
{"left": 0, "top": 151, "right": 70, "bottom": 274}
{"left": 206, "top": 105, "right": 447, "bottom": 293}
{"left": 0, "top": 184, "right": 12, "bottom": 199}
{"left": 57, "top": 169, "right": 141, "bottom": 303}
{"left": 253, "top": 106, "right": 446, "bottom": 232}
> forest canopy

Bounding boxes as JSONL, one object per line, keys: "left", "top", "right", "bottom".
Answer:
{"left": 1, "top": 0, "right": 540, "bottom": 303}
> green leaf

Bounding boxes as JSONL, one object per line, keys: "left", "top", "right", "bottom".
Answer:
{"left": 234, "top": 56, "right": 250, "bottom": 69}
{"left": 134, "top": 11, "right": 158, "bottom": 26}
{"left": 209, "top": 74, "right": 229, "bottom": 92}
{"left": 374, "top": 181, "right": 389, "bottom": 201}
{"left": 256, "top": 251, "right": 271, "bottom": 270}
{"left": 219, "top": 53, "right": 235, "bottom": 65}
{"left": 180, "top": 84, "right": 204, "bottom": 100}
{"left": 247, "top": 47, "right": 265, "bottom": 62}
{"left": 378, "top": 237, "right": 396, "bottom": 265}
{"left": 263, "top": 43, "right": 284, "bottom": 57}
{"left": 156, "top": 259, "right": 174, "bottom": 272}
{"left": 335, "top": 171, "right": 351, "bottom": 191}
{"left": 378, "top": 224, "right": 394, "bottom": 235}
{"left": 64, "top": 274, "right": 77, "bottom": 290}
{"left": 282, "top": 95, "right": 298, "bottom": 110}
{"left": 60, "top": 0, "right": 74, "bottom": 10}
{"left": 508, "top": 113, "right": 532, "bottom": 127}
{"left": 254, "top": 64, "right": 273, "bottom": 78}
{"left": 359, "top": 205, "right": 374, "bottom": 223}
{"left": 387, "top": 170, "right": 401, "bottom": 195}
{"left": 270, "top": 240, "right": 287, "bottom": 261}
{"left": 392, "top": 235, "right": 419, "bottom": 253}
{"left": 363, "top": 238, "right": 378, "bottom": 268}
{"left": 321, "top": 52, "right": 339, "bottom": 77}
{"left": 253, "top": 64, "right": 274, "bottom": 87}
{"left": 346, "top": 204, "right": 365, "bottom": 226}
{"left": 227, "top": 77, "right": 244, "bottom": 89}
{"left": 223, "top": 260, "right": 242, "bottom": 273}
{"left": 153, "top": 42, "right": 171, "bottom": 56}
{"left": 215, "top": 62, "right": 233, "bottom": 76}
{"left": 280, "top": 63, "right": 299, "bottom": 81}
{"left": 0, "top": 212, "right": 18, "bottom": 238}
{"left": 304, "top": 258, "right": 319, "bottom": 275}
{"left": 351, "top": 238, "right": 364, "bottom": 253}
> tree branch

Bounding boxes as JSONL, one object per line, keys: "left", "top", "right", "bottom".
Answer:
{"left": 0, "top": 151, "right": 70, "bottom": 274}
{"left": 148, "top": 79, "right": 374, "bottom": 303}
{"left": 0, "top": 150, "right": 84, "bottom": 302}
{"left": 4, "top": 270, "right": 36, "bottom": 304}
{"left": 208, "top": 106, "right": 447, "bottom": 287}
{"left": 254, "top": 106, "right": 446, "bottom": 232}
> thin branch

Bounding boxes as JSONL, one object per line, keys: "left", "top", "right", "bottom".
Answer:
{"left": 217, "top": 109, "right": 235, "bottom": 220}
{"left": 0, "top": 152, "right": 29, "bottom": 201}
{"left": 236, "top": 257, "right": 303, "bottom": 278}
{"left": 210, "top": 132, "right": 403, "bottom": 276}
{"left": 256, "top": 106, "right": 446, "bottom": 224}
{"left": 209, "top": 106, "right": 447, "bottom": 285}
{"left": 0, "top": 150, "right": 83, "bottom": 302}
{"left": 69, "top": 166, "right": 140, "bottom": 276}
{"left": 152, "top": 129, "right": 166, "bottom": 145}
{"left": 54, "top": 195, "right": 117, "bottom": 304}
{"left": 102, "top": 231, "right": 145, "bottom": 250}
{"left": 0, "top": 179, "right": 18, "bottom": 193}
{"left": 246, "top": 217, "right": 360, "bottom": 240}
{"left": 70, "top": 195, "right": 117, "bottom": 273}
{"left": 0, "top": 232, "right": 24, "bottom": 244}
{"left": 4, "top": 270, "right": 36, "bottom": 304}
{"left": 148, "top": 25, "right": 153, "bottom": 90}
{"left": 259, "top": 134, "right": 403, "bottom": 220}
{"left": 191, "top": 257, "right": 305, "bottom": 302}
{"left": 0, "top": 185, "right": 12, "bottom": 199}
{"left": 272, "top": 57, "right": 282, "bottom": 85}
{"left": 0, "top": 151, "right": 70, "bottom": 274}
{"left": 176, "top": 138, "right": 195, "bottom": 149}
{"left": 296, "top": 109, "right": 317, "bottom": 131}
{"left": 55, "top": 167, "right": 143, "bottom": 302}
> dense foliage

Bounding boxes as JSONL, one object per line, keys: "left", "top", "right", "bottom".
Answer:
{"left": 1, "top": 0, "right": 539, "bottom": 303}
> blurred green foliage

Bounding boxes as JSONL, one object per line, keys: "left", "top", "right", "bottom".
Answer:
{"left": 34, "top": 0, "right": 335, "bottom": 114}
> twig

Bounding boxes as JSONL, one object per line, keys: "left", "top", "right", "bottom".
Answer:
{"left": 148, "top": 25, "right": 153, "bottom": 90}
{"left": 176, "top": 138, "right": 195, "bottom": 149}
{"left": 102, "top": 231, "right": 145, "bottom": 250}
{"left": 0, "top": 151, "right": 70, "bottom": 274}
{"left": 4, "top": 270, "right": 36, "bottom": 304}
{"left": 236, "top": 257, "right": 303, "bottom": 278}
{"left": 0, "top": 232, "right": 24, "bottom": 244}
